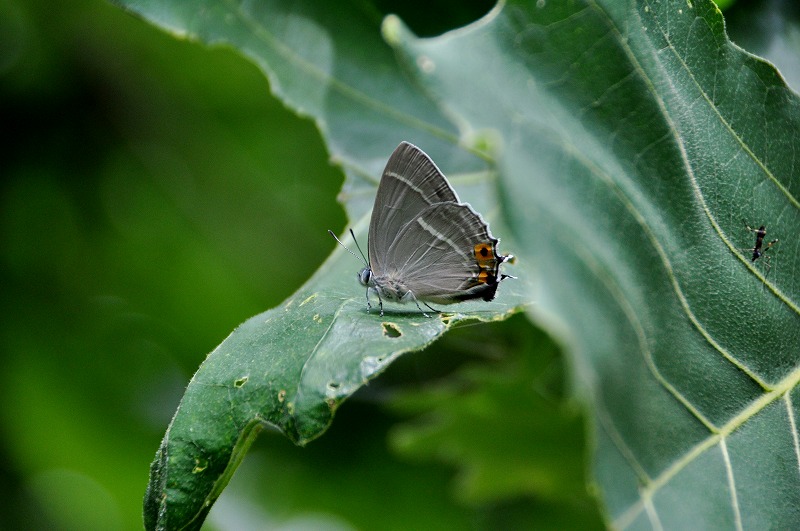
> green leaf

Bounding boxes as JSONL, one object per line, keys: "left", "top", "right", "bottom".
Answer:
{"left": 111, "top": 0, "right": 800, "bottom": 528}
{"left": 383, "top": 0, "right": 800, "bottom": 528}
{"left": 142, "top": 220, "right": 526, "bottom": 528}
{"left": 120, "top": 4, "right": 526, "bottom": 528}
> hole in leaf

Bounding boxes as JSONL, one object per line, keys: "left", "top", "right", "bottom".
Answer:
{"left": 382, "top": 323, "right": 402, "bottom": 338}
{"left": 277, "top": 389, "right": 286, "bottom": 402}
{"left": 234, "top": 376, "right": 248, "bottom": 388}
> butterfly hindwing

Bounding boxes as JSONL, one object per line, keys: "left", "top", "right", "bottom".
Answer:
{"left": 381, "top": 202, "right": 505, "bottom": 304}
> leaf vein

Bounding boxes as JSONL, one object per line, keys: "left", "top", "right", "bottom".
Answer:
{"left": 721, "top": 437, "right": 744, "bottom": 531}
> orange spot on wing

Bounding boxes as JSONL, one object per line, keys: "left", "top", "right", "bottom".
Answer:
{"left": 474, "top": 242, "right": 496, "bottom": 267}
{"left": 477, "top": 270, "right": 496, "bottom": 284}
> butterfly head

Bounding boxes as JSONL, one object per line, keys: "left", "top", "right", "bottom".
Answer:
{"left": 358, "top": 266, "right": 373, "bottom": 287}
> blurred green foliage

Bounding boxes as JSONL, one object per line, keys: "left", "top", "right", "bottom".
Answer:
{"left": 3, "top": 0, "right": 797, "bottom": 529}
{"left": 1, "top": 0, "right": 344, "bottom": 527}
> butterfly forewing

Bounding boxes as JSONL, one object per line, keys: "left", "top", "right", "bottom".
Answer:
{"left": 368, "top": 142, "right": 459, "bottom": 272}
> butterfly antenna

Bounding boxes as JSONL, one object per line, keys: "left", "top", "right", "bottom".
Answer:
{"left": 349, "top": 228, "right": 370, "bottom": 266}
{"left": 328, "top": 229, "right": 369, "bottom": 267}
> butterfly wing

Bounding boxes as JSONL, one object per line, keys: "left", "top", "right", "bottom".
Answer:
{"left": 382, "top": 202, "right": 508, "bottom": 304}
{"left": 368, "top": 142, "right": 459, "bottom": 272}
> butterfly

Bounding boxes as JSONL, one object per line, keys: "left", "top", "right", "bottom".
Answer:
{"left": 331, "top": 142, "right": 513, "bottom": 316}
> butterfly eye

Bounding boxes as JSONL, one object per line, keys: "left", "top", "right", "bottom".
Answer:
{"left": 358, "top": 267, "right": 372, "bottom": 286}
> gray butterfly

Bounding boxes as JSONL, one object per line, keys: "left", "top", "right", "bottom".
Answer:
{"left": 332, "top": 142, "right": 513, "bottom": 316}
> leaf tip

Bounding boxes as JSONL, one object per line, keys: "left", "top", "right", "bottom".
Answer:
{"left": 381, "top": 14, "right": 405, "bottom": 46}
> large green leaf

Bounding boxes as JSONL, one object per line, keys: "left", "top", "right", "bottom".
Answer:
{"left": 111, "top": 0, "right": 800, "bottom": 528}
{"left": 388, "top": 0, "right": 798, "bottom": 527}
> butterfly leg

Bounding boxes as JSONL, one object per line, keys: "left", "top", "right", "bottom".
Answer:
{"left": 364, "top": 287, "right": 372, "bottom": 313}
{"left": 404, "top": 291, "right": 434, "bottom": 318}
{"left": 422, "top": 302, "right": 441, "bottom": 315}
{"left": 366, "top": 287, "right": 386, "bottom": 316}
{"left": 376, "top": 288, "right": 386, "bottom": 316}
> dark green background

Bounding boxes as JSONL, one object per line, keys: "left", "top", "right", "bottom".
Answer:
{"left": 2, "top": 0, "right": 797, "bottom": 529}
